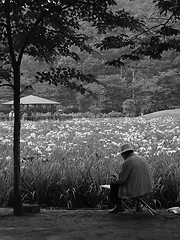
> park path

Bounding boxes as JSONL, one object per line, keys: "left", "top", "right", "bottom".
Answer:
{"left": 0, "top": 208, "right": 180, "bottom": 240}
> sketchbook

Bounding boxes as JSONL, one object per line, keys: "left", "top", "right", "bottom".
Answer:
{"left": 100, "top": 185, "right": 110, "bottom": 189}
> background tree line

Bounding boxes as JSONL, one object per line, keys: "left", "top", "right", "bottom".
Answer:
{"left": 1, "top": 50, "right": 180, "bottom": 116}
{"left": 1, "top": 0, "right": 180, "bottom": 117}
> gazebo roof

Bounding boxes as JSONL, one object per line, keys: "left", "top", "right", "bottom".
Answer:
{"left": 2, "top": 95, "right": 60, "bottom": 105}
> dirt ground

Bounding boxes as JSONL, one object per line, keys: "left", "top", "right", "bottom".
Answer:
{"left": 0, "top": 208, "right": 180, "bottom": 240}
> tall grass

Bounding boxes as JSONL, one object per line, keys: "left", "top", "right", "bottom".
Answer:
{"left": 0, "top": 116, "right": 180, "bottom": 209}
{"left": 19, "top": 150, "right": 116, "bottom": 208}
{"left": 151, "top": 153, "right": 180, "bottom": 208}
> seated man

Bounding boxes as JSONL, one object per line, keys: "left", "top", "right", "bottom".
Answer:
{"left": 109, "top": 143, "right": 154, "bottom": 213}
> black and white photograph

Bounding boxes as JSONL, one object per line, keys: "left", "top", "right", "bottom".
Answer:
{"left": 0, "top": 0, "right": 180, "bottom": 239}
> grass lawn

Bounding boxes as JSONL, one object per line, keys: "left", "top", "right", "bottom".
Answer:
{"left": 143, "top": 108, "right": 180, "bottom": 118}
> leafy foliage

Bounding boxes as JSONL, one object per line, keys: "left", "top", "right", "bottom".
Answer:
{"left": 0, "top": 0, "right": 144, "bottom": 94}
{"left": 95, "top": 0, "right": 180, "bottom": 66}
{"left": 122, "top": 98, "right": 137, "bottom": 117}
{"left": 35, "top": 67, "right": 100, "bottom": 94}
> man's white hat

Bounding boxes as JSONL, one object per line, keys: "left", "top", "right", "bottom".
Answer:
{"left": 120, "top": 143, "right": 134, "bottom": 154}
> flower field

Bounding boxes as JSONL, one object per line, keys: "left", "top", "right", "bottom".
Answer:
{"left": 0, "top": 116, "right": 180, "bottom": 209}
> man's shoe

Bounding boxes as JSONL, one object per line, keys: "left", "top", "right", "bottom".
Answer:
{"left": 109, "top": 205, "right": 125, "bottom": 213}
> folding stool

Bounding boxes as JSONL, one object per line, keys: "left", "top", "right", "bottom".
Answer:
{"left": 121, "top": 193, "right": 157, "bottom": 216}
{"left": 100, "top": 185, "right": 156, "bottom": 216}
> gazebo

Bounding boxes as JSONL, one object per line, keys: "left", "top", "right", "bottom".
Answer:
{"left": 2, "top": 95, "right": 61, "bottom": 119}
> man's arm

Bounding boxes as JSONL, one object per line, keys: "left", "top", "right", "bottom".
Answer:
{"left": 117, "top": 161, "right": 133, "bottom": 184}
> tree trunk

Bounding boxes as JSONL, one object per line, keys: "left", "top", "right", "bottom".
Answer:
{"left": 13, "top": 66, "right": 23, "bottom": 216}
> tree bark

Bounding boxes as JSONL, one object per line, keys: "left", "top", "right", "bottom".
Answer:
{"left": 13, "top": 66, "right": 23, "bottom": 216}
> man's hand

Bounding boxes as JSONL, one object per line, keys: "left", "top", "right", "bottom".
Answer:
{"left": 111, "top": 174, "right": 118, "bottom": 183}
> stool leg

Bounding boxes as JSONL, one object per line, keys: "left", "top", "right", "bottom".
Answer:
{"left": 138, "top": 197, "right": 157, "bottom": 216}
{"left": 121, "top": 200, "right": 133, "bottom": 212}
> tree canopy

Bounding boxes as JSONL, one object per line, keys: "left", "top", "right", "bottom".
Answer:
{"left": 96, "top": 0, "right": 180, "bottom": 67}
{"left": 0, "top": 0, "right": 143, "bottom": 92}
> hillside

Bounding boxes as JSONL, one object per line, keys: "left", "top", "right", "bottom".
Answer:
{"left": 143, "top": 108, "right": 180, "bottom": 118}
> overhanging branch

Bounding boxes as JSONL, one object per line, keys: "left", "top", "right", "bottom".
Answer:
{"left": 20, "top": 79, "right": 42, "bottom": 95}
{"left": 0, "top": 83, "right": 13, "bottom": 88}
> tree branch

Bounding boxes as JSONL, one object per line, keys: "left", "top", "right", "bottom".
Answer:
{"left": 20, "top": 79, "right": 42, "bottom": 95}
{"left": 131, "top": 11, "right": 178, "bottom": 41}
{"left": 127, "top": 5, "right": 180, "bottom": 42}
{"left": 0, "top": 83, "right": 13, "bottom": 88}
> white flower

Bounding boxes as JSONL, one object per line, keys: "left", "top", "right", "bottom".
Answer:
{"left": 2, "top": 139, "right": 11, "bottom": 143}
{"left": 30, "top": 133, "right": 36, "bottom": 138}
{"left": 6, "top": 156, "right": 11, "bottom": 161}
